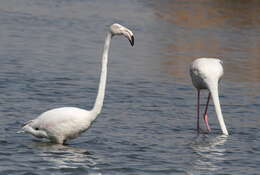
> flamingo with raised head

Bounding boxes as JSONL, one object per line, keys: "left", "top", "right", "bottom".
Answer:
{"left": 19, "top": 23, "right": 134, "bottom": 144}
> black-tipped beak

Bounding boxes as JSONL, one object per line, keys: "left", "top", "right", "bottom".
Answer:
{"left": 129, "top": 35, "right": 134, "bottom": 46}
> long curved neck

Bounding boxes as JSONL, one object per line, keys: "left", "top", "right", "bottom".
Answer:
{"left": 91, "top": 32, "right": 112, "bottom": 116}
{"left": 208, "top": 81, "right": 229, "bottom": 135}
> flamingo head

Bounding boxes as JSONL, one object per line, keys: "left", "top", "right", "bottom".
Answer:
{"left": 110, "top": 23, "right": 134, "bottom": 46}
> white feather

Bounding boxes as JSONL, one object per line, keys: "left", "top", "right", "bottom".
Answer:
{"left": 190, "top": 58, "right": 228, "bottom": 135}
{"left": 20, "top": 23, "right": 134, "bottom": 144}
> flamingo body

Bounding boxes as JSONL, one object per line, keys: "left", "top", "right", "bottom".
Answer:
{"left": 20, "top": 23, "right": 134, "bottom": 144}
{"left": 23, "top": 107, "right": 92, "bottom": 144}
{"left": 190, "top": 58, "right": 228, "bottom": 135}
{"left": 190, "top": 58, "right": 223, "bottom": 89}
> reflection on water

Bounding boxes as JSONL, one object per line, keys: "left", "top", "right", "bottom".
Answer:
{"left": 188, "top": 135, "right": 228, "bottom": 174}
{"left": 151, "top": 0, "right": 260, "bottom": 83}
{"left": 32, "top": 142, "right": 101, "bottom": 174}
{"left": 154, "top": 0, "right": 260, "bottom": 29}
{"left": 0, "top": 0, "right": 259, "bottom": 174}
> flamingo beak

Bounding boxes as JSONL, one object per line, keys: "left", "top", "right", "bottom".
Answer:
{"left": 122, "top": 29, "right": 134, "bottom": 46}
{"left": 129, "top": 35, "right": 134, "bottom": 46}
{"left": 130, "top": 35, "right": 135, "bottom": 46}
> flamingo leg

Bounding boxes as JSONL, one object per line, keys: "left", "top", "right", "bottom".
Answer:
{"left": 197, "top": 90, "right": 200, "bottom": 133}
{"left": 203, "top": 92, "right": 211, "bottom": 132}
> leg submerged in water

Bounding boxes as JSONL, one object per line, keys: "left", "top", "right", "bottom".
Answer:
{"left": 203, "top": 92, "right": 211, "bottom": 132}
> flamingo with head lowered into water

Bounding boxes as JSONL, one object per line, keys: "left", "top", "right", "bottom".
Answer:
{"left": 190, "top": 58, "right": 229, "bottom": 135}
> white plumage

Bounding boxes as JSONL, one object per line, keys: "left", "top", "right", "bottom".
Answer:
{"left": 190, "top": 58, "right": 229, "bottom": 135}
{"left": 19, "top": 23, "right": 134, "bottom": 144}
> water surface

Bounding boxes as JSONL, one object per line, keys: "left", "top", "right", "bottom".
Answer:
{"left": 0, "top": 0, "right": 260, "bottom": 174}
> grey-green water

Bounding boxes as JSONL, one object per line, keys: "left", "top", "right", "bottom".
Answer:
{"left": 0, "top": 0, "right": 260, "bottom": 174}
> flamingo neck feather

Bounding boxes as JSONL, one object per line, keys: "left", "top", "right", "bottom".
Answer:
{"left": 208, "top": 81, "right": 229, "bottom": 135}
{"left": 91, "top": 32, "right": 112, "bottom": 118}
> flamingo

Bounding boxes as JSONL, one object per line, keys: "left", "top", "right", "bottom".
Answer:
{"left": 19, "top": 23, "right": 134, "bottom": 144}
{"left": 189, "top": 58, "right": 228, "bottom": 135}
